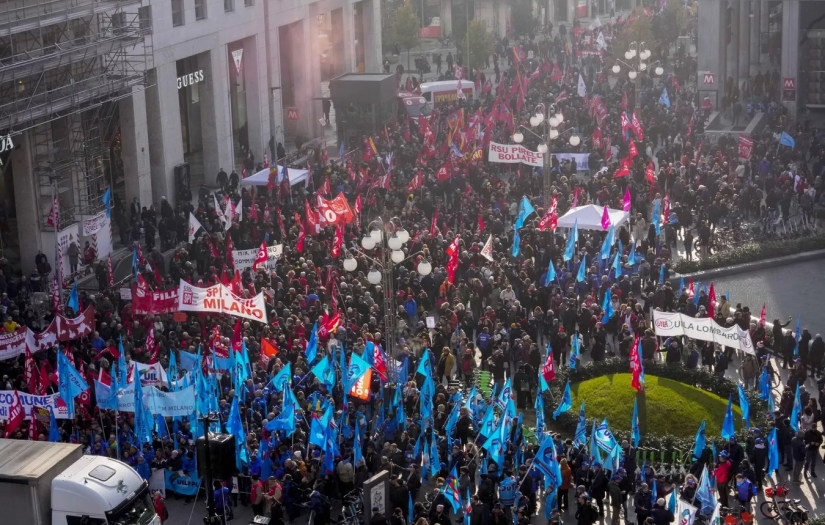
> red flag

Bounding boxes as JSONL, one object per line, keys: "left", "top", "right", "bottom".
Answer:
{"left": 321, "top": 176, "right": 332, "bottom": 196}
{"left": 430, "top": 208, "right": 439, "bottom": 237}
{"left": 24, "top": 346, "right": 38, "bottom": 394}
{"left": 296, "top": 221, "right": 306, "bottom": 253}
{"left": 628, "top": 141, "right": 638, "bottom": 158}
{"left": 591, "top": 128, "right": 602, "bottom": 150}
{"left": 436, "top": 163, "right": 451, "bottom": 183}
{"left": 267, "top": 166, "right": 278, "bottom": 190}
{"left": 631, "top": 112, "right": 645, "bottom": 140}
{"left": 629, "top": 337, "right": 643, "bottom": 392}
{"left": 373, "top": 344, "right": 388, "bottom": 381}
{"left": 707, "top": 283, "right": 717, "bottom": 318}
{"left": 663, "top": 194, "right": 671, "bottom": 224}
{"left": 305, "top": 200, "right": 320, "bottom": 235}
{"left": 332, "top": 224, "right": 344, "bottom": 258}
{"left": 249, "top": 202, "right": 259, "bottom": 221}
{"left": 621, "top": 91, "right": 628, "bottom": 111}
{"left": 550, "top": 62, "right": 563, "bottom": 83}
{"left": 554, "top": 90, "right": 569, "bottom": 104}
{"left": 252, "top": 241, "right": 268, "bottom": 270}
{"left": 477, "top": 214, "right": 485, "bottom": 232}
{"left": 645, "top": 161, "right": 657, "bottom": 185}
{"left": 225, "top": 233, "right": 235, "bottom": 265}
{"left": 541, "top": 351, "right": 556, "bottom": 383}
{"left": 4, "top": 390, "right": 24, "bottom": 437}
{"left": 261, "top": 339, "right": 279, "bottom": 365}
{"left": 445, "top": 236, "right": 460, "bottom": 257}
{"left": 408, "top": 170, "right": 424, "bottom": 191}
{"left": 620, "top": 112, "right": 631, "bottom": 137}
{"left": 759, "top": 304, "right": 766, "bottom": 325}
{"left": 354, "top": 194, "right": 362, "bottom": 230}
{"left": 363, "top": 137, "right": 378, "bottom": 161}
{"left": 38, "top": 361, "right": 50, "bottom": 395}
{"left": 231, "top": 270, "right": 243, "bottom": 296}
{"left": 28, "top": 406, "right": 39, "bottom": 440}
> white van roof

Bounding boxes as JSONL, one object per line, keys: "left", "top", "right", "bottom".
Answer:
{"left": 52, "top": 455, "right": 146, "bottom": 514}
{"left": 420, "top": 80, "right": 472, "bottom": 90}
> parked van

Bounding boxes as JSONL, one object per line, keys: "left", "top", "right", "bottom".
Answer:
{"left": 419, "top": 80, "right": 475, "bottom": 109}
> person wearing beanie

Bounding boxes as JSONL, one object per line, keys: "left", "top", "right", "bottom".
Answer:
{"left": 606, "top": 475, "right": 624, "bottom": 525}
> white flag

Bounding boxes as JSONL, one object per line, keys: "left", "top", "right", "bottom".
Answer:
{"left": 597, "top": 32, "right": 607, "bottom": 50}
{"left": 589, "top": 16, "right": 601, "bottom": 30}
{"left": 213, "top": 194, "right": 226, "bottom": 225}
{"left": 224, "top": 197, "right": 233, "bottom": 231}
{"left": 676, "top": 499, "right": 698, "bottom": 525}
{"left": 578, "top": 74, "right": 587, "bottom": 97}
{"left": 480, "top": 234, "right": 494, "bottom": 262}
{"left": 188, "top": 213, "right": 204, "bottom": 243}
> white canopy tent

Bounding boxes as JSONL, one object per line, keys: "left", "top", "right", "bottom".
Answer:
{"left": 556, "top": 204, "right": 629, "bottom": 231}
{"left": 240, "top": 166, "right": 310, "bottom": 187}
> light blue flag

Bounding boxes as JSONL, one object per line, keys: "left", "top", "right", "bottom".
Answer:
{"left": 430, "top": 427, "right": 441, "bottom": 477}
{"left": 271, "top": 362, "right": 292, "bottom": 392}
{"left": 95, "top": 379, "right": 118, "bottom": 410}
{"left": 310, "top": 355, "right": 336, "bottom": 390}
{"left": 573, "top": 402, "right": 587, "bottom": 445}
{"left": 601, "top": 292, "right": 614, "bottom": 324}
{"left": 790, "top": 384, "right": 801, "bottom": 432}
{"left": 659, "top": 87, "right": 671, "bottom": 108}
{"left": 48, "top": 407, "right": 61, "bottom": 442}
{"left": 712, "top": 441, "right": 718, "bottom": 462}
{"left": 779, "top": 131, "right": 796, "bottom": 148}
{"left": 595, "top": 419, "right": 618, "bottom": 453}
{"left": 102, "top": 188, "right": 112, "bottom": 218}
{"left": 133, "top": 372, "right": 153, "bottom": 444}
{"left": 589, "top": 420, "right": 603, "bottom": 464}
{"left": 228, "top": 396, "right": 247, "bottom": 468}
{"left": 444, "top": 402, "right": 461, "bottom": 437}
{"left": 57, "top": 351, "right": 89, "bottom": 418}
{"left": 533, "top": 433, "right": 562, "bottom": 488}
{"left": 305, "top": 322, "right": 319, "bottom": 364}
{"left": 576, "top": 258, "right": 587, "bottom": 282}
{"left": 479, "top": 404, "right": 496, "bottom": 438}
{"left": 632, "top": 397, "right": 642, "bottom": 447}
{"left": 535, "top": 394, "right": 546, "bottom": 434}
{"left": 721, "top": 395, "right": 735, "bottom": 439}
{"left": 693, "top": 420, "right": 706, "bottom": 459}
{"left": 346, "top": 352, "right": 371, "bottom": 390}
{"left": 759, "top": 368, "right": 771, "bottom": 401}
{"left": 266, "top": 388, "right": 297, "bottom": 436}
{"left": 795, "top": 316, "right": 802, "bottom": 350}
{"left": 67, "top": 281, "right": 79, "bottom": 312}
{"left": 651, "top": 479, "right": 658, "bottom": 506}
{"left": 512, "top": 228, "right": 521, "bottom": 257}
{"left": 767, "top": 427, "right": 779, "bottom": 476}
{"left": 679, "top": 277, "right": 685, "bottom": 295}
{"left": 354, "top": 417, "right": 363, "bottom": 464}
{"left": 737, "top": 384, "right": 750, "bottom": 428}
{"left": 768, "top": 389, "right": 776, "bottom": 416}
{"left": 544, "top": 259, "right": 557, "bottom": 287}
{"left": 409, "top": 494, "right": 415, "bottom": 524}
{"left": 659, "top": 264, "right": 665, "bottom": 285}
{"left": 552, "top": 381, "right": 573, "bottom": 419}
{"left": 417, "top": 349, "right": 433, "bottom": 378}
{"left": 168, "top": 351, "right": 178, "bottom": 390}
{"left": 309, "top": 418, "right": 326, "bottom": 447}
{"left": 118, "top": 336, "right": 128, "bottom": 385}
{"left": 652, "top": 200, "right": 661, "bottom": 236}
{"left": 693, "top": 281, "right": 702, "bottom": 306}
{"left": 396, "top": 385, "right": 406, "bottom": 429}
{"left": 235, "top": 342, "right": 251, "bottom": 387}
{"left": 600, "top": 226, "right": 614, "bottom": 260}
{"left": 515, "top": 196, "right": 536, "bottom": 229}
{"left": 696, "top": 466, "right": 717, "bottom": 515}
{"left": 628, "top": 243, "right": 637, "bottom": 265}
{"left": 563, "top": 220, "right": 578, "bottom": 261}
{"left": 606, "top": 442, "right": 623, "bottom": 472}
{"left": 668, "top": 484, "right": 677, "bottom": 513}
{"left": 569, "top": 333, "right": 579, "bottom": 369}
{"left": 612, "top": 250, "right": 622, "bottom": 279}
{"left": 420, "top": 375, "right": 435, "bottom": 421}
{"left": 481, "top": 417, "right": 506, "bottom": 467}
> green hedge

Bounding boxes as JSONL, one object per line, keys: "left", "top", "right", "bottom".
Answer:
{"left": 673, "top": 234, "right": 825, "bottom": 273}
{"left": 544, "top": 359, "right": 771, "bottom": 457}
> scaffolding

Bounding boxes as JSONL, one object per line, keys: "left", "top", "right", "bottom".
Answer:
{"left": 0, "top": 0, "right": 152, "bottom": 226}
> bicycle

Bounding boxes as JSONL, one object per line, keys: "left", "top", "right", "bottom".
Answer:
{"left": 760, "top": 498, "right": 808, "bottom": 524}
{"left": 336, "top": 488, "right": 364, "bottom": 525}
{"left": 720, "top": 506, "right": 754, "bottom": 525}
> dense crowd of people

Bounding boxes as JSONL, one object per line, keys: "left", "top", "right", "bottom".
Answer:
{"left": 2, "top": 3, "right": 825, "bottom": 525}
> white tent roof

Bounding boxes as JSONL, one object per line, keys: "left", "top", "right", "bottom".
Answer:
{"left": 241, "top": 166, "right": 310, "bottom": 187}
{"left": 556, "top": 204, "right": 629, "bottom": 231}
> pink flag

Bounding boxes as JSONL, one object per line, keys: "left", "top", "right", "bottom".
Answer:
{"left": 759, "top": 304, "right": 766, "bottom": 325}
{"left": 601, "top": 206, "right": 611, "bottom": 230}
{"left": 623, "top": 188, "right": 632, "bottom": 211}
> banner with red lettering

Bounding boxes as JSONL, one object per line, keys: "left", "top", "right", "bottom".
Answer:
{"left": 738, "top": 135, "right": 753, "bottom": 160}
{"left": 57, "top": 306, "right": 95, "bottom": 341}
{"left": 0, "top": 310, "right": 89, "bottom": 361}
{"left": 487, "top": 142, "right": 545, "bottom": 167}
{"left": 177, "top": 280, "right": 268, "bottom": 323}
{"left": 132, "top": 286, "right": 180, "bottom": 315}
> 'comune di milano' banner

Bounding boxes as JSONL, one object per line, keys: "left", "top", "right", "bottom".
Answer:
{"left": 487, "top": 142, "right": 545, "bottom": 167}
{"left": 177, "top": 280, "right": 268, "bottom": 323}
{"left": 651, "top": 310, "right": 754, "bottom": 354}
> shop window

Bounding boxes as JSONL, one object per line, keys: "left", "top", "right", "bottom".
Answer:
{"left": 172, "top": 0, "right": 184, "bottom": 27}
{"left": 195, "top": 0, "right": 207, "bottom": 20}
{"left": 225, "top": 0, "right": 234, "bottom": 13}
{"left": 139, "top": 6, "right": 152, "bottom": 32}
{"left": 245, "top": 0, "right": 254, "bottom": 5}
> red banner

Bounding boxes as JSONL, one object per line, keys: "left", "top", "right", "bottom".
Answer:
{"left": 738, "top": 135, "right": 753, "bottom": 159}
{"left": 132, "top": 286, "right": 179, "bottom": 315}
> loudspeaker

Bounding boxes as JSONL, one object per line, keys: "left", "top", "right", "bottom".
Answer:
{"left": 196, "top": 432, "right": 236, "bottom": 481}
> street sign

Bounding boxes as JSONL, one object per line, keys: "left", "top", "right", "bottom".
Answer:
{"left": 783, "top": 77, "right": 796, "bottom": 101}
{"left": 783, "top": 77, "right": 796, "bottom": 90}
{"left": 286, "top": 108, "right": 299, "bottom": 121}
{"left": 702, "top": 72, "right": 715, "bottom": 85}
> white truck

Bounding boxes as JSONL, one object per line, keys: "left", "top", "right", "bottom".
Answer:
{"left": 0, "top": 439, "right": 160, "bottom": 525}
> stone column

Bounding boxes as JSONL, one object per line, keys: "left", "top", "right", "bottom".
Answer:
{"left": 750, "top": 0, "right": 760, "bottom": 72}
{"left": 11, "top": 129, "right": 41, "bottom": 275}
{"left": 145, "top": 62, "right": 184, "bottom": 207}
{"left": 760, "top": 0, "right": 769, "bottom": 34}
{"left": 780, "top": 0, "right": 800, "bottom": 119}
{"left": 120, "top": 87, "right": 152, "bottom": 208}
{"left": 363, "top": 0, "right": 383, "bottom": 72}
{"left": 441, "top": 0, "right": 453, "bottom": 39}
{"left": 697, "top": 0, "right": 727, "bottom": 109}
{"left": 341, "top": 3, "right": 356, "bottom": 72}
{"left": 199, "top": 48, "right": 235, "bottom": 185}
{"left": 244, "top": 35, "right": 270, "bottom": 161}
{"left": 738, "top": 1, "right": 750, "bottom": 85}
{"left": 728, "top": 1, "right": 740, "bottom": 92}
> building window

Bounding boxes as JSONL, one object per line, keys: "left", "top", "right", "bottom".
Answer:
{"left": 138, "top": 5, "right": 152, "bottom": 32}
{"left": 245, "top": 0, "right": 253, "bottom": 6}
{"left": 172, "top": 0, "right": 184, "bottom": 27}
{"left": 195, "top": 0, "right": 207, "bottom": 20}
{"left": 224, "top": 0, "right": 234, "bottom": 12}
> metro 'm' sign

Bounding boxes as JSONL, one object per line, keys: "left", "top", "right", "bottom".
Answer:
{"left": 702, "top": 72, "right": 715, "bottom": 85}
{"left": 286, "top": 108, "right": 299, "bottom": 121}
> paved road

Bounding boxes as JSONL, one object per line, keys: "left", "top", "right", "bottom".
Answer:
{"left": 711, "top": 259, "right": 825, "bottom": 334}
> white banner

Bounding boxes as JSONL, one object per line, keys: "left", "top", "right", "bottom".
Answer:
{"left": 177, "top": 280, "right": 268, "bottom": 323}
{"left": 112, "top": 384, "right": 195, "bottom": 416}
{"left": 652, "top": 310, "right": 754, "bottom": 354}
{"left": 0, "top": 391, "right": 69, "bottom": 420}
{"left": 232, "top": 244, "right": 283, "bottom": 271}
{"left": 676, "top": 499, "right": 698, "bottom": 525}
{"left": 129, "top": 361, "right": 169, "bottom": 386}
{"left": 488, "top": 142, "right": 544, "bottom": 167}
{"left": 550, "top": 153, "right": 592, "bottom": 170}
{"left": 81, "top": 211, "right": 107, "bottom": 236}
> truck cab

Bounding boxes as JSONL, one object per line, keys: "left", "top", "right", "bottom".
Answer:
{"left": 0, "top": 439, "right": 159, "bottom": 525}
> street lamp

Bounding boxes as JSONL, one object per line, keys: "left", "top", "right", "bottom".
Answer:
{"left": 345, "top": 217, "right": 431, "bottom": 358}
{"left": 611, "top": 43, "right": 664, "bottom": 110}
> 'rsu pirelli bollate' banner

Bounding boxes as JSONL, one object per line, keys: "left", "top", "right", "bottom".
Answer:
{"left": 487, "top": 142, "right": 545, "bottom": 167}
{"left": 177, "top": 280, "right": 268, "bottom": 323}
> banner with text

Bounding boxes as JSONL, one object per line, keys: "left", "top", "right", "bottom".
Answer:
{"left": 232, "top": 244, "right": 283, "bottom": 271}
{"left": 132, "top": 286, "right": 179, "bottom": 316}
{"left": 551, "top": 153, "right": 592, "bottom": 171}
{"left": 81, "top": 211, "right": 107, "bottom": 236}
{"left": 487, "top": 142, "right": 545, "bottom": 167}
{"left": 0, "top": 391, "right": 69, "bottom": 420}
{"left": 177, "top": 280, "right": 268, "bottom": 323}
{"left": 652, "top": 310, "right": 754, "bottom": 354}
{"left": 164, "top": 470, "right": 201, "bottom": 496}
{"left": 108, "top": 384, "right": 195, "bottom": 416}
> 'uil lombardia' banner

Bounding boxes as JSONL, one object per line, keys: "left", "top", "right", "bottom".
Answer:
{"left": 177, "top": 280, "right": 268, "bottom": 323}
{"left": 651, "top": 310, "right": 754, "bottom": 354}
